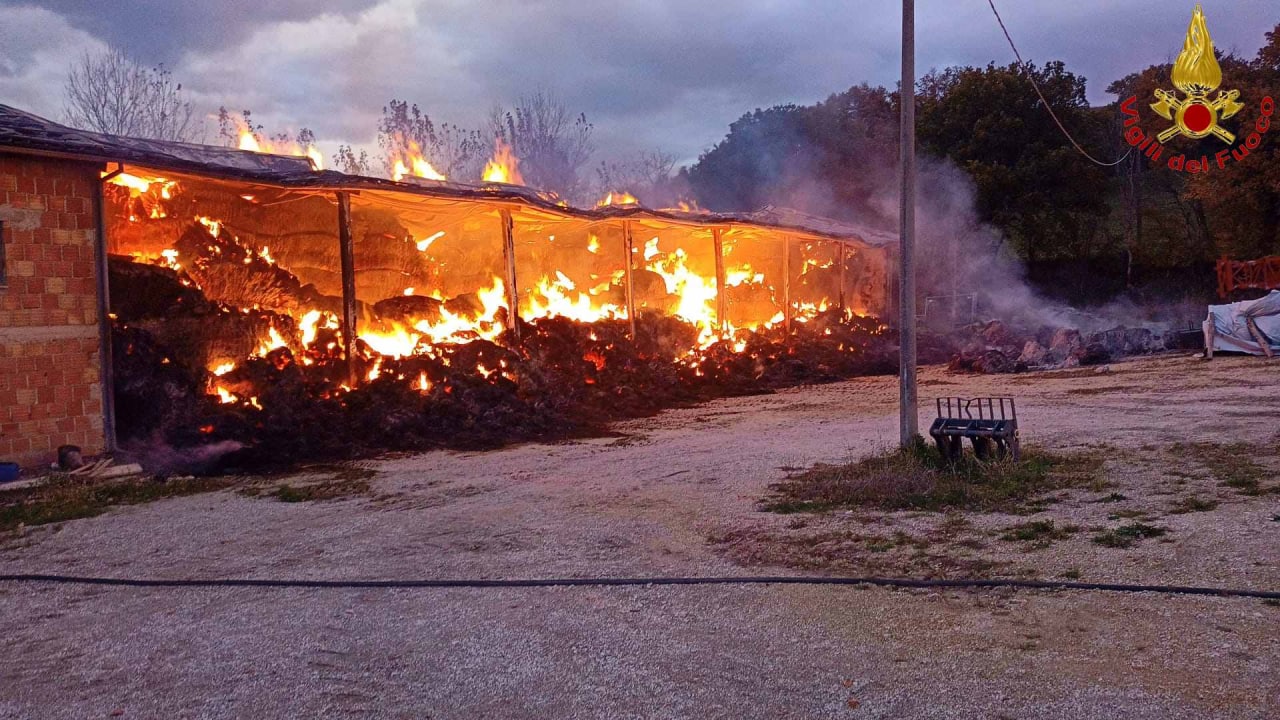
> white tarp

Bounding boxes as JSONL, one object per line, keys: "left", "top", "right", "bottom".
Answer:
{"left": 1206, "top": 290, "right": 1280, "bottom": 355}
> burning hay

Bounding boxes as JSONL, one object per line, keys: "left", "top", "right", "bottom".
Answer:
{"left": 103, "top": 166, "right": 895, "bottom": 472}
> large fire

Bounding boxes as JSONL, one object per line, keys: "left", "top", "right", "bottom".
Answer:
{"left": 104, "top": 166, "right": 886, "bottom": 421}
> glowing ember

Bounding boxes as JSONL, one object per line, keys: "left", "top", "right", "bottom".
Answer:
{"left": 197, "top": 216, "right": 222, "bottom": 238}
{"left": 258, "top": 325, "right": 288, "bottom": 356}
{"left": 159, "top": 248, "right": 182, "bottom": 271}
{"left": 299, "top": 310, "right": 335, "bottom": 348}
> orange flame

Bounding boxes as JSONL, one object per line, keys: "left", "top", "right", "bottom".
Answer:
{"left": 596, "top": 191, "right": 639, "bottom": 209}
{"left": 483, "top": 139, "right": 523, "bottom": 184}
{"left": 390, "top": 140, "right": 446, "bottom": 182}
{"left": 236, "top": 126, "right": 323, "bottom": 171}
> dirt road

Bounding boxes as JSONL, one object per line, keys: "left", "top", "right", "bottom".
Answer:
{"left": 1, "top": 355, "right": 1276, "bottom": 719}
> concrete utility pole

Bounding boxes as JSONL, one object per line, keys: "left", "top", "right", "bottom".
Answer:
{"left": 899, "top": 0, "right": 918, "bottom": 445}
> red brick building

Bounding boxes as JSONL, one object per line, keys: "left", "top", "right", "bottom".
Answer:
{"left": 0, "top": 154, "right": 110, "bottom": 467}
{"left": 0, "top": 103, "right": 321, "bottom": 468}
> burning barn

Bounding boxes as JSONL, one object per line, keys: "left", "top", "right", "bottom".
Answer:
{"left": 0, "top": 104, "right": 897, "bottom": 470}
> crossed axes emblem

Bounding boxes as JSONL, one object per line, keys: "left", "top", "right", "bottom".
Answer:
{"left": 1151, "top": 88, "right": 1244, "bottom": 144}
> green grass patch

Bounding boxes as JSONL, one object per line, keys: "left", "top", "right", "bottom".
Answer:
{"left": 999, "top": 520, "right": 1079, "bottom": 546}
{"left": 1092, "top": 522, "right": 1168, "bottom": 548}
{"left": 1168, "top": 442, "right": 1274, "bottom": 496}
{"left": 270, "top": 468, "right": 374, "bottom": 503}
{"left": 1169, "top": 496, "right": 1219, "bottom": 514}
{"left": 0, "top": 475, "right": 237, "bottom": 533}
{"left": 762, "top": 438, "right": 1102, "bottom": 514}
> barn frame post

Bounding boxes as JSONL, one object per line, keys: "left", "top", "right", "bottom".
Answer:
{"left": 837, "top": 241, "right": 847, "bottom": 312}
{"left": 713, "top": 227, "right": 727, "bottom": 334}
{"left": 622, "top": 220, "right": 637, "bottom": 340}
{"left": 500, "top": 209, "right": 521, "bottom": 344}
{"left": 94, "top": 164, "right": 121, "bottom": 452}
{"left": 336, "top": 191, "right": 359, "bottom": 387}
{"left": 782, "top": 235, "right": 793, "bottom": 332}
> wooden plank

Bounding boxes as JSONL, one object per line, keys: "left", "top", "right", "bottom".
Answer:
{"left": 93, "top": 164, "right": 118, "bottom": 452}
{"left": 336, "top": 192, "right": 359, "bottom": 386}
{"left": 623, "top": 220, "right": 637, "bottom": 340}
{"left": 1247, "top": 317, "right": 1274, "bottom": 359}
{"left": 500, "top": 209, "right": 521, "bottom": 344}
{"left": 783, "top": 235, "right": 792, "bottom": 332}
{"left": 837, "top": 242, "right": 847, "bottom": 312}
{"left": 713, "top": 228, "right": 727, "bottom": 333}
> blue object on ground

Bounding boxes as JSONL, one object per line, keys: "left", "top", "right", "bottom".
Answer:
{"left": 0, "top": 462, "right": 20, "bottom": 483}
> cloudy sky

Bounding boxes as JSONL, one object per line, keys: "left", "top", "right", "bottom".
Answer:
{"left": 0, "top": 0, "right": 1275, "bottom": 166}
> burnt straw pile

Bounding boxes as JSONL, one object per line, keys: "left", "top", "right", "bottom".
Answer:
{"left": 939, "top": 320, "right": 1173, "bottom": 374}
{"left": 110, "top": 258, "right": 895, "bottom": 474}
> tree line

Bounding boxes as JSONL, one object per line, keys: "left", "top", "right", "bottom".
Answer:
{"left": 687, "top": 23, "right": 1280, "bottom": 271}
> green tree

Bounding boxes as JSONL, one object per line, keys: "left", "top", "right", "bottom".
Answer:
{"left": 916, "top": 62, "right": 1111, "bottom": 263}
{"left": 1106, "top": 63, "right": 1216, "bottom": 272}
{"left": 686, "top": 84, "right": 898, "bottom": 222}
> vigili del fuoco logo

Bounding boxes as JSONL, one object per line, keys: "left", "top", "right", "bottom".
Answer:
{"left": 1120, "top": 3, "right": 1273, "bottom": 173}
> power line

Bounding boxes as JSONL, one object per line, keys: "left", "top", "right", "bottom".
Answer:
{"left": 987, "top": 0, "right": 1132, "bottom": 168}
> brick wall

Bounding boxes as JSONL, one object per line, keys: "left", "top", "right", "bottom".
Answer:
{"left": 0, "top": 153, "right": 106, "bottom": 468}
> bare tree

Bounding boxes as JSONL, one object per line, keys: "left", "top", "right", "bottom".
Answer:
{"left": 431, "top": 122, "right": 486, "bottom": 180}
{"left": 63, "top": 48, "right": 196, "bottom": 142}
{"left": 376, "top": 100, "right": 485, "bottom": 180}
{"left": 595, "top": 150, "right": 678, "bottom": 203}
{"left": 333, "top": 145, "right": 371, "bottom": 175}
{"left": 217, "top": 107, "right": 316, "bottom": 162}
{"left": 488, "top": 90, "right": 594, "bottom": 199}
{"left": 216, "top": 107, "right": 262, "bottom": 147}
{"left": 377, "top": 100, "right": 436, "bottom": 177}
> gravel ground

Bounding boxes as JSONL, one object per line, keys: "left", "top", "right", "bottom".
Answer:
{"left": 0, "top": 354, "right": 1277, "bottom": 719}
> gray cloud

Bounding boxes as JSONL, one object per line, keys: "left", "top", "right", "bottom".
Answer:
{"left": 32, "top": 0, "right": 382, "bottom": 63}
{"left": 1, "top": 0, "right": 1274, "bottom": 169}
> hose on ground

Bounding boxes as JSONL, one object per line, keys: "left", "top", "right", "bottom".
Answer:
{"left": 0, "top": 573, "right": 1276, "bottom": 600}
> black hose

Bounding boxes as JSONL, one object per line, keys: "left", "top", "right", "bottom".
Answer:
{"left": 1, "top": 573, "right": 1276, "bottom": 600}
